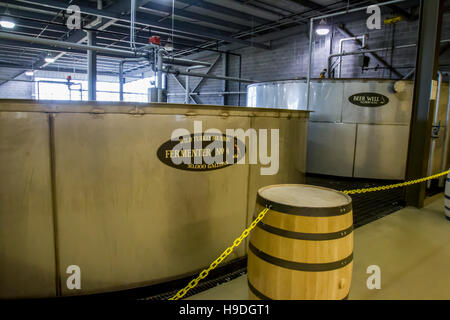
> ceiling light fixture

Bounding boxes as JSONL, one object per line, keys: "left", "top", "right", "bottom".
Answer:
{"left": 45, "top": 54, "right": 56, "bottom": 63}
{"left": 316, "top": 19, "right": 330, "bottom": 36}
{"left": 165, "top": 37, "right": 174, "bottom": 52}
{"left": 0, "top": 16, "right": 15, "bottom": 29}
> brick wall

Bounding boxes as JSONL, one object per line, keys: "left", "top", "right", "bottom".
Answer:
{"left": 0, "top": 69, "right": 33, "bottom": 99}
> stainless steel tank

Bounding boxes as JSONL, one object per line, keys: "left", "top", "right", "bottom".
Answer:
{"left": 0, "top": 99, "right": 309, "bottom": 298}
{"left": 247, "top": 80, "right": 308, "bottom": 110}
{"left": 247, "top": 79, "right": 437, "bottom": 180}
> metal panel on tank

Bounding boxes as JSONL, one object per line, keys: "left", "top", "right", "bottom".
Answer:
{"left": 53, "top": 112, "right": 251, "bottom": 295}
{"left": 245, "top": 116, "right": 308, "bottom": 228}
{"left": 247, "top": 80, "right": 307, "bottom": 110}
{"left": 342, "top": 80, "right": 413, "bottom": 125}
{"left": 0, "top": 111, "right": 56, "bottom": 299}
{"left": 354, "top": 124, "right": 410, "bottom": 180}
{"left": 309, "top": 80, "right": 344, "bottom": 122}
{"left": 307, "top": 122, "right": 356, "bottom": 177}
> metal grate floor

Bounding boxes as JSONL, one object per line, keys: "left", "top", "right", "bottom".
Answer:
{"left": 305, "top": 174, "right": 406, "bottom": 228}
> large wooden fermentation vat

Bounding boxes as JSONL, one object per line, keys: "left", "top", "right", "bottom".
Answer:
{"left": 0, "top": 100, "right": 309, "bottom": 298}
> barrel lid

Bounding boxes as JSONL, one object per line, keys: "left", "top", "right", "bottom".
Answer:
{"left": 257, "top": 184, "right": 352, "bottom": 217}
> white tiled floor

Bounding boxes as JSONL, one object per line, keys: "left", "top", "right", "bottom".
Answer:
{"left": 188, "top": 194, "right": 450, "bottom": 300}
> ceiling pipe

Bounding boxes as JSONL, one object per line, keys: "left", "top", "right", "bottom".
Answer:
{"left": 0, "top": 32, "right": 140, "bottom": 57}
{"left": 164, "top": 67, "right": 257, "bottom": 83}
{"left": 335, "top": 25, "right": 404, "bottom": 79}
{"left": 163, "top": 57, "right": 210, "bottom": 68}
{"left": 327, "top": 44, "right": 417, "bottom": 75}
{"left": 337, "top": 35, "right": 367, "bottom": 78}
{"left": 12, "top": 0, "right": 270, "bottom": 49}
{"left": 0, "top": 32, "right": 211, "bottom": 69}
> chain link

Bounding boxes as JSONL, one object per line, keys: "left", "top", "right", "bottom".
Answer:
{"left": 342, "top": 170, "right": 450, "bottom": 195}
{"left": 169, "top": 170, "right": 450, "bottom": 300}
{"left": 168, "top": 206, "right": 270, "bottom": 300}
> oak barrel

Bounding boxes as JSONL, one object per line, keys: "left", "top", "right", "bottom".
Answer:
{"left": 247, "top": 184, "right": 353, "bottom": 300}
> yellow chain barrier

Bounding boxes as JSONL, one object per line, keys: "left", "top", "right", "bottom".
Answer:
{"left": 342, "top": 170, "right": 450, "bottom": 195}
{"left": 169, "top": 206, "right": 271, "bottom": 300}
{"left": 169, "top": 170, "right": 450, "bottom": 300}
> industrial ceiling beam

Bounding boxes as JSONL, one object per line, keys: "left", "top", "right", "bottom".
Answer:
{"left": 13, "top": 0, "right": 270, "bottom": 49}
{"left": 1, "top": 25, "right": 64, "bottom": 39}
{"left": 95, "top": 36, "right": 203, "bottom": 53}
{"left": 0, "top": 38, "right": 140, "bottom": 61}
{"left": 286, "top": 0, "right": 325, "bottom": 10}
{"left": 175, "top": 0, "right": 271, "bottom": 25}
{"left": 139, "top": 2, "right": 248, "bottom": 31}
{"left": 0, "top": 32, "right": 141, "bottom": 58}
{"left": 108, "top": 22, "right": 212, "bottom": 44}
{"left": 0, "top": 6, "right": 66, "bottom": 30}
{"left": 241, "top": 0, "right": 295, "bottom": 16}
{"left": 202, "top": 0, "right": 282, "bottom": 21}
{"left": 0, "top": 32, "right": 211, "bottom": 69}
{"left": 0, "top": 0, "right": 60, "bottom": 18}
{"left": 173, "top": 0, "right": 338, "bottom": 58}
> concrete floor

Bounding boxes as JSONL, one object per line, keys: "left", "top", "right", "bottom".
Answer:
{"left": 188, "top": 193, "right": 450, "bottom": 300}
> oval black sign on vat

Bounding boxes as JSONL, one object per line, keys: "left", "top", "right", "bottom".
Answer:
{"left": 348, "top": 92, "right": 389, "bottom": 107}
{"left": 157, "top": 133, "right": 246, "bottom": 171}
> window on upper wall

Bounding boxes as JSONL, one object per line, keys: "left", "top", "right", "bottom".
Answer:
{"left": 123, "top": 77, "right": 158, "bottom": 102}
{"left": 34, "top": 76, "right": 157, "bottom": 102}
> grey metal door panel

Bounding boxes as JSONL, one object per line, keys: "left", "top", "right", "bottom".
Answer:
{"left": 306, "top": 122, "right": 356, "bottom": 177}
{"left": 354, "top": 124, "right": 409, "bottom": 180}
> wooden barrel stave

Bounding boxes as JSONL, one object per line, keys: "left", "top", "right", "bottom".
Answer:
{"left": 250, "top": 227, "right": 353, "bottom": 264}
{"left": 257, "top": 206, "right": 353, "bottom": 234}
{"left": 248, "top": 254, "right": 353, "bottom": 300}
